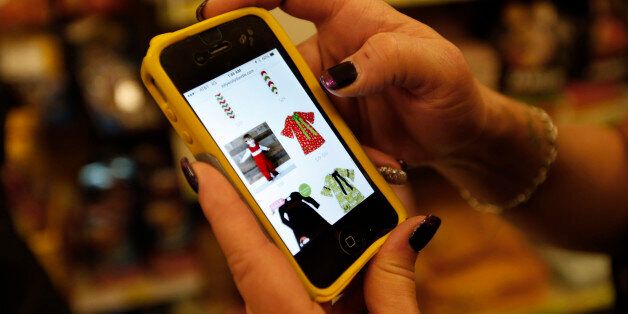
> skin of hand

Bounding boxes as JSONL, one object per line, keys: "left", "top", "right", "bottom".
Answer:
{"left": 192, "top": 162, "right": 423, "bottom": 314}
{"left": 200, "top": 0, "right": 544, "bottom": 206}
{"left": 196, "top": 0, "right": 628, "bottom": 307}
{"left": 202, "top": 0, "right": 487, "bottom": 167}
{"left": 199, "top": 0, "right": 628, "bottom": 254}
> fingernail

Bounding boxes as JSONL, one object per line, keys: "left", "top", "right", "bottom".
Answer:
{"left": 180, "top": 157, "right": 198, "bottom": 193}
{"left": 397, "top": 159, "right": 409, "bottom": 172}
{"left": 409, "top": 214, "right": 441, "bottom": 252}
{"left": 319, "top": 61, "right": 357, "bottom": 90}
{"left": 196, "top": 0, "right": 209, "bottom": 22}
{"left": 377, "top": 166, "right": 407, "bottom": 185}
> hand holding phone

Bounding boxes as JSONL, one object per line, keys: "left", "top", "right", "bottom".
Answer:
{"left": 191, "top": 160, "right": 428, "bottom": 312}
{"left": 199, "top": 0, "right": 487, "bottom": 173}
{"left": 142, "top": 7, "right": 409, "bottom": 300}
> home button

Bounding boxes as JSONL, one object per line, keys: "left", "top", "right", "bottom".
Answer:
{"left": 338, "top": 229, "right": 365, "bottom": 256}
{"left": 345, "top": 236, "right": 356, "bottom": 248}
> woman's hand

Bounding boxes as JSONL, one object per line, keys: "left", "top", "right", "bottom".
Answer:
{"left": 199, "top": 0, "right": 553, "bottom": 205}
{"left": 195, "top": 0, "right": 628, "bottom": 262}
{"left": 199, "top": 0, "right": 487, "bottom": 166}
{"left": 184, "top": 160, "right": 439, "bottom": 313}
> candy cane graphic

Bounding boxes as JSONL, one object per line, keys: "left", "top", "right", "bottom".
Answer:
{"left": 260, "top": 70, "right": 278, "bottom": 94}
{"left": 215, "top": 93, "right": 235, "bottom": 119}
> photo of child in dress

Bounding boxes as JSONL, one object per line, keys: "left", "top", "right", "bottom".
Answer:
{"left": 240, "top": 134, "right": 279, "bottom": 181}
{"left": 225, "top": 122, "right": 295, "bottom": 191}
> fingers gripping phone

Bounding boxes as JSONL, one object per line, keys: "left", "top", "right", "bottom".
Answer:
{"left": 141, "top": 8, "right": 407, "bottom": 301}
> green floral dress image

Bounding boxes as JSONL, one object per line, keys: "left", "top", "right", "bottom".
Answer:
{"left": 320, "top": 168, "right": 365, "bottom": 213}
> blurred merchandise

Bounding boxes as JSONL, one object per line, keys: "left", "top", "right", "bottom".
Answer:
{"left": 584, "top": 0, "right": 627, "bottom": 82}
{"left": 497, "top": 0, "right": 576, "bottom": 108}
{"left": 0, "top": 34, "right": 64, "bottom": 83}
{"left": 155, "top": 0, "right": 199, "bottom": 29}
{"left": 0, "top": 34, "right": 67, "bottom": 125}
{"left": 549, "top": 0, "right": 628, "bottom": 125}
{"left": 56, "top": 0, "right": 129, "bottom": 16}
{"left": 3, "top": 106, "right": 48, "bottom": 234}
{"left": 67, "top": 151, "right": 205, "bottom": 312}
{"left": 0, "top": 0, "right": 51, "bottom": 28}
{"left": 538, "top": 246, "right": 611, "bottom": 287}
{"left": 555, "top": 83, "right": 628, "bottom": 125}
{"left": 145, "top": 168, "right": 192, "bottom": 253}
{"left": 76, "top": 156, "right": 140, "bottom": 272}
{"left": 67, "top": 17, "right": 163, "bottom": 134}
{"left": 456, "top": 40, "right": 501, "bottom": 89}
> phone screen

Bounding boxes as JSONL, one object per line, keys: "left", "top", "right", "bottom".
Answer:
{"left": 183, "top": 49, "right": 375, "bottom": 255}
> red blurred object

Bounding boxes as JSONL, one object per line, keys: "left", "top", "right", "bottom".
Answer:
{"left": 0, "top": 0, "right": 130, "bottom": 28}
{"left": 0, "top": 0, "right": 51, "bottom": 28}
{"left": 56, "top": 0, "right": 129, "bottom": 16}
{"left": 565, "top": 81, "right": 623, "bottom": 108}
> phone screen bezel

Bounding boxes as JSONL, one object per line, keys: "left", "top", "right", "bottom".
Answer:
{"left": 159, "top": 15, "right": 399, "bottom": 288}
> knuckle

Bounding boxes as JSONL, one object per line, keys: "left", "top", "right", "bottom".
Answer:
{"left": 423, "top": 41, "right": 475, "bottom": 99}
{"left": 367, "top": 32, "right": 401, "bottom": 61}
{"left": 356, "top": 33, "right": 403, "bottom": 91}
{"left": 440, "top": 42, "right": 471, "bottom": 78}
{"left": 372, "top": 257, "right": 416, "bottom": 282}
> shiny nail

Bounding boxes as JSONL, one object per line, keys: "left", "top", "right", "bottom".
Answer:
{"left": 378, "top": 166, "right": 408, "bottom": 185}
{"left": 180, "top": 157, "right": 198, "bottom": 193}
{"left": 397, "top": 159, "right": 409, "bottom": 172}
{"left": 319, "top": 61, "right": 357, "bottom": 90}
{"left": 409, "top": 214, "right": 441, "bottom": 252}
{"left": 196, "top": 0, "right": 209, "bottom": 22}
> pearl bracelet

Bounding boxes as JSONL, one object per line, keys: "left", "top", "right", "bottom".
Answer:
{"left": 460, "top": 106, "right": 558, "bottom": 214}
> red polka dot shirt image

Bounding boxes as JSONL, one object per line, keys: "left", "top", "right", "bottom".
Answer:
{"left": 281, "top": 111, "right": 325, "bottom": 155}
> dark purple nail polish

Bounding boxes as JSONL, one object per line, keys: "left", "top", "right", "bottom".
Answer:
{"left": 409, "top": 214, "right": 441, "bottom": 252}
{"left": 180, "top": 157, "right": 198, "bottom": 193}
{"left": 196, "top": 0, "right": 209, "bottom": 22}
{"left": 319, "top": 61, "right": 357, "bottom": 90}
{"left": 398, "top": 159, "right": 409, "bottom": 172}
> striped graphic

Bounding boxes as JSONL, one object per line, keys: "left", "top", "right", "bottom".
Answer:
{"left": 215, "top": 93, "right": 235, "bottom": 119}
{"left": 261, "top": 70, "right": 278, "bottom": 94}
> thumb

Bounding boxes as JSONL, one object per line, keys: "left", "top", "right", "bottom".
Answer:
{"left": 319, "top": 32, "right": 466, "bottom": 97}
{"left": 364, "top": 214, "right": 441, "bottom": 313}
{"left": 361, "top": 145, "right": 402, "bottom": 169}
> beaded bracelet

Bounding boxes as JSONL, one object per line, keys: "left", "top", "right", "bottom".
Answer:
{"left": 460, "top": 106, "right": 558, "bottom": 214}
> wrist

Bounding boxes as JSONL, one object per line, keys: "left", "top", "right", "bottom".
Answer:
{"left": 432, "top": 85, "right": 556, "bottom": 206}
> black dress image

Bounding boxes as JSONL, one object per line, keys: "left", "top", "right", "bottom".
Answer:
{"left": 278, "top": 192, "right": 331, "bottom": 248}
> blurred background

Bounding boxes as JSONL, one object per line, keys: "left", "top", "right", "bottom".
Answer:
{"left": 0, "top": 0, "right": 626, "bottom": 313}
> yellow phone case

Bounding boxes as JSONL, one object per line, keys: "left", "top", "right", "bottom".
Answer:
{"left": 141, "top": 7, "right": 408, "bottom": 302}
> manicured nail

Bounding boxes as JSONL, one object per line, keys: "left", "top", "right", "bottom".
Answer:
{"left": 319, "top": 61, "right": 357, "bottom": 90}
{"left": 397, "top": 159, "right": 409, "bottom": 172}
{"left": 378, "top": 166, "right": 407, "bottom": 185}
{"left": 180, "top": 157, "right": 198, "bottom": 193}
{"left": 196, "top": 0, "right": 209, "bottom": 22}
{"left": 409, "top": 214, "right": 441, "bottom": 252}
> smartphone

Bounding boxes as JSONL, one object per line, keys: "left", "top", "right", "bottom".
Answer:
{"left": 141, "top": 8, "right": 407, "bottom": 301}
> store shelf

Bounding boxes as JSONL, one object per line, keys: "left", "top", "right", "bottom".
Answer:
{"left": 71, "top": 264, "right": 204, "bottom": 313}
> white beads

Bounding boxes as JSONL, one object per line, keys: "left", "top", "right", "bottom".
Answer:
{"left": 461, "top": 106, "right": 558, "bottom": 214}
